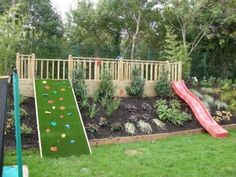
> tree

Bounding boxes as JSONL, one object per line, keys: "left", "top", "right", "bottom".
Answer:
{"left": 163, "top": 26, "right": 190, "bottom": 77}
{"left": 0, "top": 4, "right": 24, "bottom": 75}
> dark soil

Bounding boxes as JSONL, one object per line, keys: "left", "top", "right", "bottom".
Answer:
{"left": 4, "top": 96, "right": 236, "bottom": 148}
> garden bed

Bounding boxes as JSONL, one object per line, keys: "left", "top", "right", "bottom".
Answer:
{"left": 4, "top": 95, "right": 236, "bottom": 148}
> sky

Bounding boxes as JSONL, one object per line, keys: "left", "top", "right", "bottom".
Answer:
{"left": 50, "top": 0, "right": 98, "bottom": 21}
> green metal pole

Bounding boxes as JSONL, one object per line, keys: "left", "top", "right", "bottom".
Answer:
{"left": 13, "top": 70, "right": 23, "bottom": 177}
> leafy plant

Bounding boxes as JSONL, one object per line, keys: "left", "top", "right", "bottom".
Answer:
{"left": 154, "top": 99, "right": 192, "bottom": 125}
{"left": 21, "top": 123, "right": 33, "bottom": 135}
{"left": 152, "top": 119, "right": 166, "bottom": 130}
{"left": 98, "top": 69, "right": 115, "bottom": 100}
{"left": 86, "top": 123, "right": 99, "bottom": 133}
{"left": 137, "top": 120, "right": 152, "bottom": 134}
{"left": 88, "top": 104, "right": 99, "bottom": 119}
{"left": 20, "top": 95, "right": 28, "bottom": 105}
{"left": 215, "top": 100, "right": 228, "bottom": 110}
{"left": 155, "top": 71, "right": 171, "bottom": 96}
{"left": 99, "top": 117, "right": 108, "bottom": 127}
{"left": 126, "top": 66, "right": 145, "bottom": 97}
{"left": 105, "top": 97, "right": 120, "bottom": 117}
{"left": 125, "top": 123, "right": 136, "bottom": 135}
{"left": 190, "top": 89, "right": 203, "bottom": 99}
{"left": 72, "top": 66, "right": 89, "bottom": 108}
{"left": 213, "top": 111, "right": 233, "bottom": 122}
{"left": 110, "top": 122, "right": 123, "bottom": 131}
{"left": 169, "top": 99, "right": 181, "bottom": 109}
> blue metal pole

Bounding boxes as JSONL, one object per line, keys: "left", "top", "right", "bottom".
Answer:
{"left": 13, "top": 70, "right": 23, "bottom": 177}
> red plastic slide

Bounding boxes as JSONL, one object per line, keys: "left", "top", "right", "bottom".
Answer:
{"left": 172, "top": 80, "right": 228, "bottom": 138}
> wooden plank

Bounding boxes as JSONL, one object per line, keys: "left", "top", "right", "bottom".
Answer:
{"left": 40, "top": 60, "right": 43, "bottom": 79}
{"left": 63, "top": 61, "right": 66, "bottom": 80}
{"left": 52, "top": 61, "right": 54, "bottom": 79}
{"left": 89, "top": 124, "right": 236, "bottom": 147}
{"left": 150, "top": 63, "right": 153, "bottom": 81}
{"left": 57, "top": 61, "right": 60, "bottom": 79}
{"left": 46, "top": 60, "right": 49, "bottom": 79}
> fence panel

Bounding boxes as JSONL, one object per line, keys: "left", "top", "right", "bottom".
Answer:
{"left": 17, "top": 54, "right": 182, "bottom": 81}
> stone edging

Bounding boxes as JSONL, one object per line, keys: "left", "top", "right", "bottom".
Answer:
{"left": 89, "top": 124, "right": 236, "bottom": 147}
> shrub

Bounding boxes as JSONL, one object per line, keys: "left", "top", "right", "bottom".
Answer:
{"left": 105, "top": 97, "right": 120, "bottom": 117}
{"left": 72, "top": 66, "right": 88, "bottom": 108}
{"left": 137, "top": 120, "right": 152, "bottom": 134}
{"left": 155, "top": 71, "right": 171, "bottom": 96}
{"left": 125, "top": 123, "right": 136, "bottom": 135}
{"left": 154, "top": 99, "right": 191, "bottom": 125}
{"left": 21, "top": 123, "right": 33, "bottom": 135}
{"left": 88, "top": 104, "right": 99, "bottom": 119}
{"left": 98, "top": 69, "right": 115, "bottom": 100}
{"left": 213, "top": 111, "right": 233, "bottom": 122}
{"left": 126, "top": 67, "right": 145, "bottom": 97}
{"left": 110, "top": 122, "right": 123, "bottom": 131}
{"left": 152, "top": 119, "right": 166, "bottom": 130}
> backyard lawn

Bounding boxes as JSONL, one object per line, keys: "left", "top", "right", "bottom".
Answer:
{"left": 4, "top": 129, "right": 236, "bottom": 177}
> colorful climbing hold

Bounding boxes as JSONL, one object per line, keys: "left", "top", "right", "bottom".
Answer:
{"left": 65, "top": 124, "right": 70, "bottom": 129}
{"left": 60, "top": 106, "right": 66, "bottom": 111}
{"left": 70, "top": 140, "right": 75, "bottom": 144}
{"left": 48, "top": 100, "right": 54, "bottom": 104}
{"left": 45, "top": 85, "right": 50, "bottom": 90}
{"left": 61, "top": 133, "right": 66, "bottom": 138}
{"left": 52, "top": 90, "right": 57, "bottom": 94}
{"left": 42, "top": 81, "right": 47, "bottom": 84}
{"left": 61, "top": 88, "right": 65, "bottom": 91}
{"left": 45, "top": 111, "right": 51, "bottom": 114}
{"left": 50, "top": 146, "right": 58, "bottom": 152}
{"left": 59, "top": 97, "right": 64, "bottom": 101}
{"left": 46, "top": 128, "right": 50, "bottom": 133}
{"left": 50, "top": 121, "right": 57, "bottom": 127}
{"left": 42, "top": 93, "right": 48, "bottom": 97}
{"left": 52, "top": 106, "right": 56, "bottom": 110}
{"left": 66, "top": 112, "right": 72, "bottom": 116}
{"left": 59, "top": 115, "right": 64, "bottom": 119}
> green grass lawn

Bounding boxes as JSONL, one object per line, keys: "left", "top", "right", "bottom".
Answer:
{"left": 4, "top": 129, "right": 236, "bottom": 177}
{"left": 35, "top": 80, "right": 90, "bottom": 157}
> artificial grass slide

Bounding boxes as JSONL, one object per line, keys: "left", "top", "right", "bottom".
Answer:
{"left": 34, "top": 79, "right": 91, "bottom": 157}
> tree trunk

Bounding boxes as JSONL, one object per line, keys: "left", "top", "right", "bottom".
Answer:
{"left": 131, "top": 10, "right": 141, "bottom": 60}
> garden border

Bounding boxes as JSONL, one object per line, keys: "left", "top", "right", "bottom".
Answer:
{"left": 89, "top": 124, "right": 236, "bottom": 147}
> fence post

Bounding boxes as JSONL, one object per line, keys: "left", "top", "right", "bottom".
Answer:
{"left": 30, "top": 53, "right": 35, "bottom": 79}
{"left": 166, "top": 60, "right": 171, "bottom": 81}
{"left": 178, "top": 61, "right": 182, "bottom": 80}
{"left": 118, "top": 60, "right": 123, "bottom": 81}
{"left": 68, "top": 55, "right": 73, "bottom": 80}
{"left": 16, "top": 53, "right": 20, "bottom": 78}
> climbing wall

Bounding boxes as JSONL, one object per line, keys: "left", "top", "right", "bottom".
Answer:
{"left": 34, "top": 80, "right": 91, "bottom": 157}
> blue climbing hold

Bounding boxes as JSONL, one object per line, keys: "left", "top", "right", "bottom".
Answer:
{"left": 50, "top": 121, "right": 57, "bottom": 127}
{"left": 70, "top": 140, "right": 75, "bottom": 144}
{"left": 66, "top": 112, "right": 72, "bottom": 116}
{"left": 65, "top": 124, "right": 70, "bottom": 129}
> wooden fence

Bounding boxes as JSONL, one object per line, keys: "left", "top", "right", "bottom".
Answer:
{"left": 16, "top": 53, "right": 182, "bottom": 97}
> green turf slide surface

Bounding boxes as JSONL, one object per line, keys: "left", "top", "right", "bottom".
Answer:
{"left": 34, "top": 79, "right": 91, "bottom": 157}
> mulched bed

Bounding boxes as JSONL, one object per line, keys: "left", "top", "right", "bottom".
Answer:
{"left": 4, "top": 96, "right": 236, "bottom": 148}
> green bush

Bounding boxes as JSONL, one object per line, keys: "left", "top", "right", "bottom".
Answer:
{"left": 126, "top": 67, "right": 145, "bottom": 97}
{"left": 105, "top": 97, "right": 120, "bottom": 117}
{"left": 72, "top": 66, "right": 88, "bottom": 108}
{"left": 155, "top": 72, "right": 171, "bottom": 96}
{"left": 98, "top": 69, "right": 115, "bottom": 100}
{"left": 154, "top": 99, "right": 191, "bottom": 125}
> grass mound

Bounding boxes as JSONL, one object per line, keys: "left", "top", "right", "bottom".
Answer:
{"left": 35, "top": 80, "right": 90, "bottom": 157}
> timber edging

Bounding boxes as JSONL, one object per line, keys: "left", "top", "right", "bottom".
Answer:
{"left": 89, "top": 124, "right": 236, "bottom": 147}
